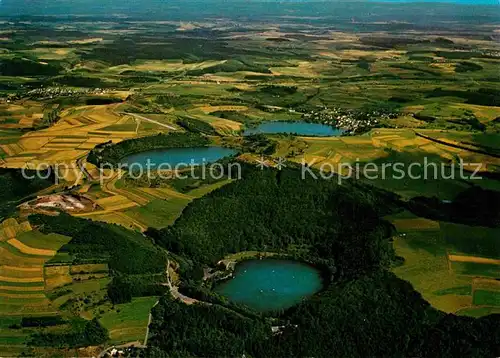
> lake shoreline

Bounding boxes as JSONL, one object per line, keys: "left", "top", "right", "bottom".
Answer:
{"left": 213, "top": 257, "right": 326, "bottom": 313}
{"left": 243, "top": 120, "right": 344, "bottom": 137}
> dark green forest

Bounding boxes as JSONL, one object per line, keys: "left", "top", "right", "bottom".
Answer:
{"left": 0, "top": 169, "right": 54, "bottom": 219}
{"left": 144, "top": 164, "right": 500, "bottom": 357}
{"left": 149, "top": 164, "right": 397, "bottom": 278}
{"left": 28, "top": 318, "right": 108, "bottom": 348}
{"left": 29, "top": 213, "right": 166, "bottom": 275}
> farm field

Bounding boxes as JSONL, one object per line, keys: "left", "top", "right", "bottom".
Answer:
{"left": 287, "top": 129, "right": 500, "bottom": 200}
{"left": 389, "top": 212, "right": 500, "bottom": 315}
{"left": 0, "top": 213, "right": 163, "bottom": 355}
{"left": 0, "top": 218, "right": 72, "bottom": 355}
{"left": 0, "top": 1, "right": 498, "bottom": 356}
{"left": 98, "top": 297, "right": 158, "bottom": 345}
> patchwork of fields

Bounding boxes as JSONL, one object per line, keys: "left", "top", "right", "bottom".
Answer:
{"left": 288, "top": 128, "right": 500, "bottom": 200}
{"left": 390, "top": 213, "right": 500, "bottom": 316}
{"left": 0, "top": 5, "right": 498, "bottom": 355}
{"left": 0, "top": 217, "right": 158, "bottom": 355}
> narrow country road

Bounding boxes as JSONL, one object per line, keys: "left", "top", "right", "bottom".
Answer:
{"left": 123, "top": 112, "right": 177, "bottom": 131}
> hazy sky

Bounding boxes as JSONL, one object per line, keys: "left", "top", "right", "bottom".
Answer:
{"left": 0, "top": 0, "right": 497, "bottom": 17}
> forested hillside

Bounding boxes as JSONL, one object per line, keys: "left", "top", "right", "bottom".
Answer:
{"left": 146, "top": 165, "right": 500, "bottom": 357}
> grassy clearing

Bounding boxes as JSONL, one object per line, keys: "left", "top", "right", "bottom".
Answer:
{"left": 0, "top": 244, "right": 48, "bottom": 266}
{"left": 15, "top": 231, "right": 71, "bottom": 251}
{"left": 457, "top": 307, "right": 500, "bottom": 318}
{"left": 450, "top": 262, "right": 500, "bottom": 278}
{"left": 84, "top": 212, "right": 143, "bottom": 231}
{"left": 69, "top": 277, "right": 110, "bottom": 295}
{"left": 70, "top": 264, "right": 108, "bottom": 274}
{"left": 441, "top": 223, "right": 500, "bottom": 259}
{"left": 0, "top": 266, "right": 43, "bottom": 280}
{"left": 99, "top": 296, "right": 158, "bottom": 344}
{"left": 6, "top": 239, "right": 56, "bottom": 257}
{"left": 392, "top": 233, "right": 473, "bottom": 313}
{"left": 94, "top": 195, "right": 139, "bottom": 211}
{"left": 44, "top": 265, "right": 72, "bottom": 291}
{"left": 390, "top": 213, "right": 500, "bottom": 315}
{"left": 473, "top": 290, "right": 500, "bottom": 306}
{"left": 392, "top": 218, "right": 440, "bottom": 231}
{"left": 187, "top": 179, "right": 233, "bottom": 198}
{"left": 125, "top": 197, "right": 192, "bottom": 228}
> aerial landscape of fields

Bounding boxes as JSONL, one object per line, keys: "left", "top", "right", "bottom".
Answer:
{"left": 0, "top": 0, "right": 498, "bottom": 356}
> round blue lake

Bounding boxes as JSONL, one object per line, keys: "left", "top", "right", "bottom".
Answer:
{"left": 214, "top": 259, "right": 323, "bottom": 312}
{"left": 121, "top": 146, "right": 238, "bottom": 168}
{"left": 244, "top": 121, "right": 343, "bottom": 136}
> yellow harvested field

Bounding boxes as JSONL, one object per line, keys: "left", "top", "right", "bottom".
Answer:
{"left": 0, "top": 219, "right": 32, "bottom": 242}
{"left": 95, "top": 200, "right": 138, "bottom": 212}
{"left": 0, "top": 143, "right": 24, "bottom": 156}
{"left": 199, "top": 105, "right": 248, "bottom": 113}
{"left": 392, "top": 218, "right": 440, "bottom": 231}
{"left": 110, "top": 59, "right": 226, "bottom": 73}
{"left": 1, "top": 158, "right": 34, "bottom": 169}
{"left": 0, "top": 247, "right": 47, "bottom": 266}
{"left": 44, "top": 143, "right": 85, "bottom": 149}
{"left": 449, "top": 255, "right": 500, "bottom": 266}
{"left": 297, "top": 154, "right": 327, "bottom": 165}
{"left": 87, "top": 212, "right": 136, "bottom": 228}
{"left": 1, "top": 218, "right": 20, "bottom": 229}
{"left": 450, "top": 104, "right": 500, "bottom": 122}
{"left": 18, "top": 118, "right": 35, "bottom": 127}
{"left": 86, "top": 136, "right": 109, "bottom": 145}
{"left": 271, "top": 62, "right": 318, "bottom": 77}
{"left": 0, "top": 265, "right": 42, "bottom": 273}
{"left": 49, "top": 137, "right": 88, "bottom": 144}
{"left": 78, "top": 184, "right": 92, "bottom": 194}
{"left": 0, "top": 292, "right": 46, "bottom": 299}
{"left": 71, "top": 263, "right": 108, "bottom": 274}
{"left": 139, "top": 188, "right": 172, "bottom": 200}
{"left": 78, "top": 142, "right": 100, "bottom": 150}
{"left": 0, "top": 285, "right": 44, "bottom": 292}
{"left": 63, "top": 117, "right": 85, "bottom": 126}
{"left": 95, "top": 195, "right": 137, "bottom": 207}
{"left": 69, "top": 37, "right": 103, "bottom": 44}
{"left": 371, "top": 133, "right": 403, "bottom": 141}
{"left": 18, "top": 136, "right": 53, "bottom": 150}
{"left": 7, "top": 239, "right": 56, "bottom": 257}
{"left": 473, "top": 278, "right": 500, "bottom": 291}
{"left": 19, "top": 221, "right": 32, "bottom": 232}
{"left": 0, "top": 275, "right": 44, "bottom": 283}
{"left": 390, "top": 138, "right": 429, "bottom": 148}
{"left": 429, "top": 62, "right": 456, "bottom": 74}
{"left": 418, "top": 144, "right": 448, "bottom": 155}
{"left": 340, "top": 137, "right": 373, "bottom": 145}
{"left": 211, "top": 118, "right": 242, "bottom": 132}
{"left": 42, "top": 150, "right": 87, "bottom": 162}
{"left": 0, "top": 266, "right": 43, "bottom": 279}
{"left": 44, "top": 265, "right": 72, "bottom": 290}
{"left": 86, "top": 137, "right": 114, "bottom": 143}
{"left": 0, "top": 104, "right": 142, "bottom": 169}
{"left": 324, "top": 49, "right": 404, "bottom": 60}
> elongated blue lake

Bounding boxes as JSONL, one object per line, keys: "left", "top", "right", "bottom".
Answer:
{"left": 244, "top": 121, "right": 343, "bottom": 137}
{"left": 214, "top": 259, "right": 323, "bottom": 312}
{"left": 122, "top": 146, "right": 238, "bottom": 168}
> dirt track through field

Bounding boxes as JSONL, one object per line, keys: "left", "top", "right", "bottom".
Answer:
{"left": 448, "top": 254, "right": 500, "bottom": 265}
{"left": 7, "top": 239, "right": 56, "bottom": 256}
{"left": 123, "top": 113, "right": 177, "bottom": 131}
